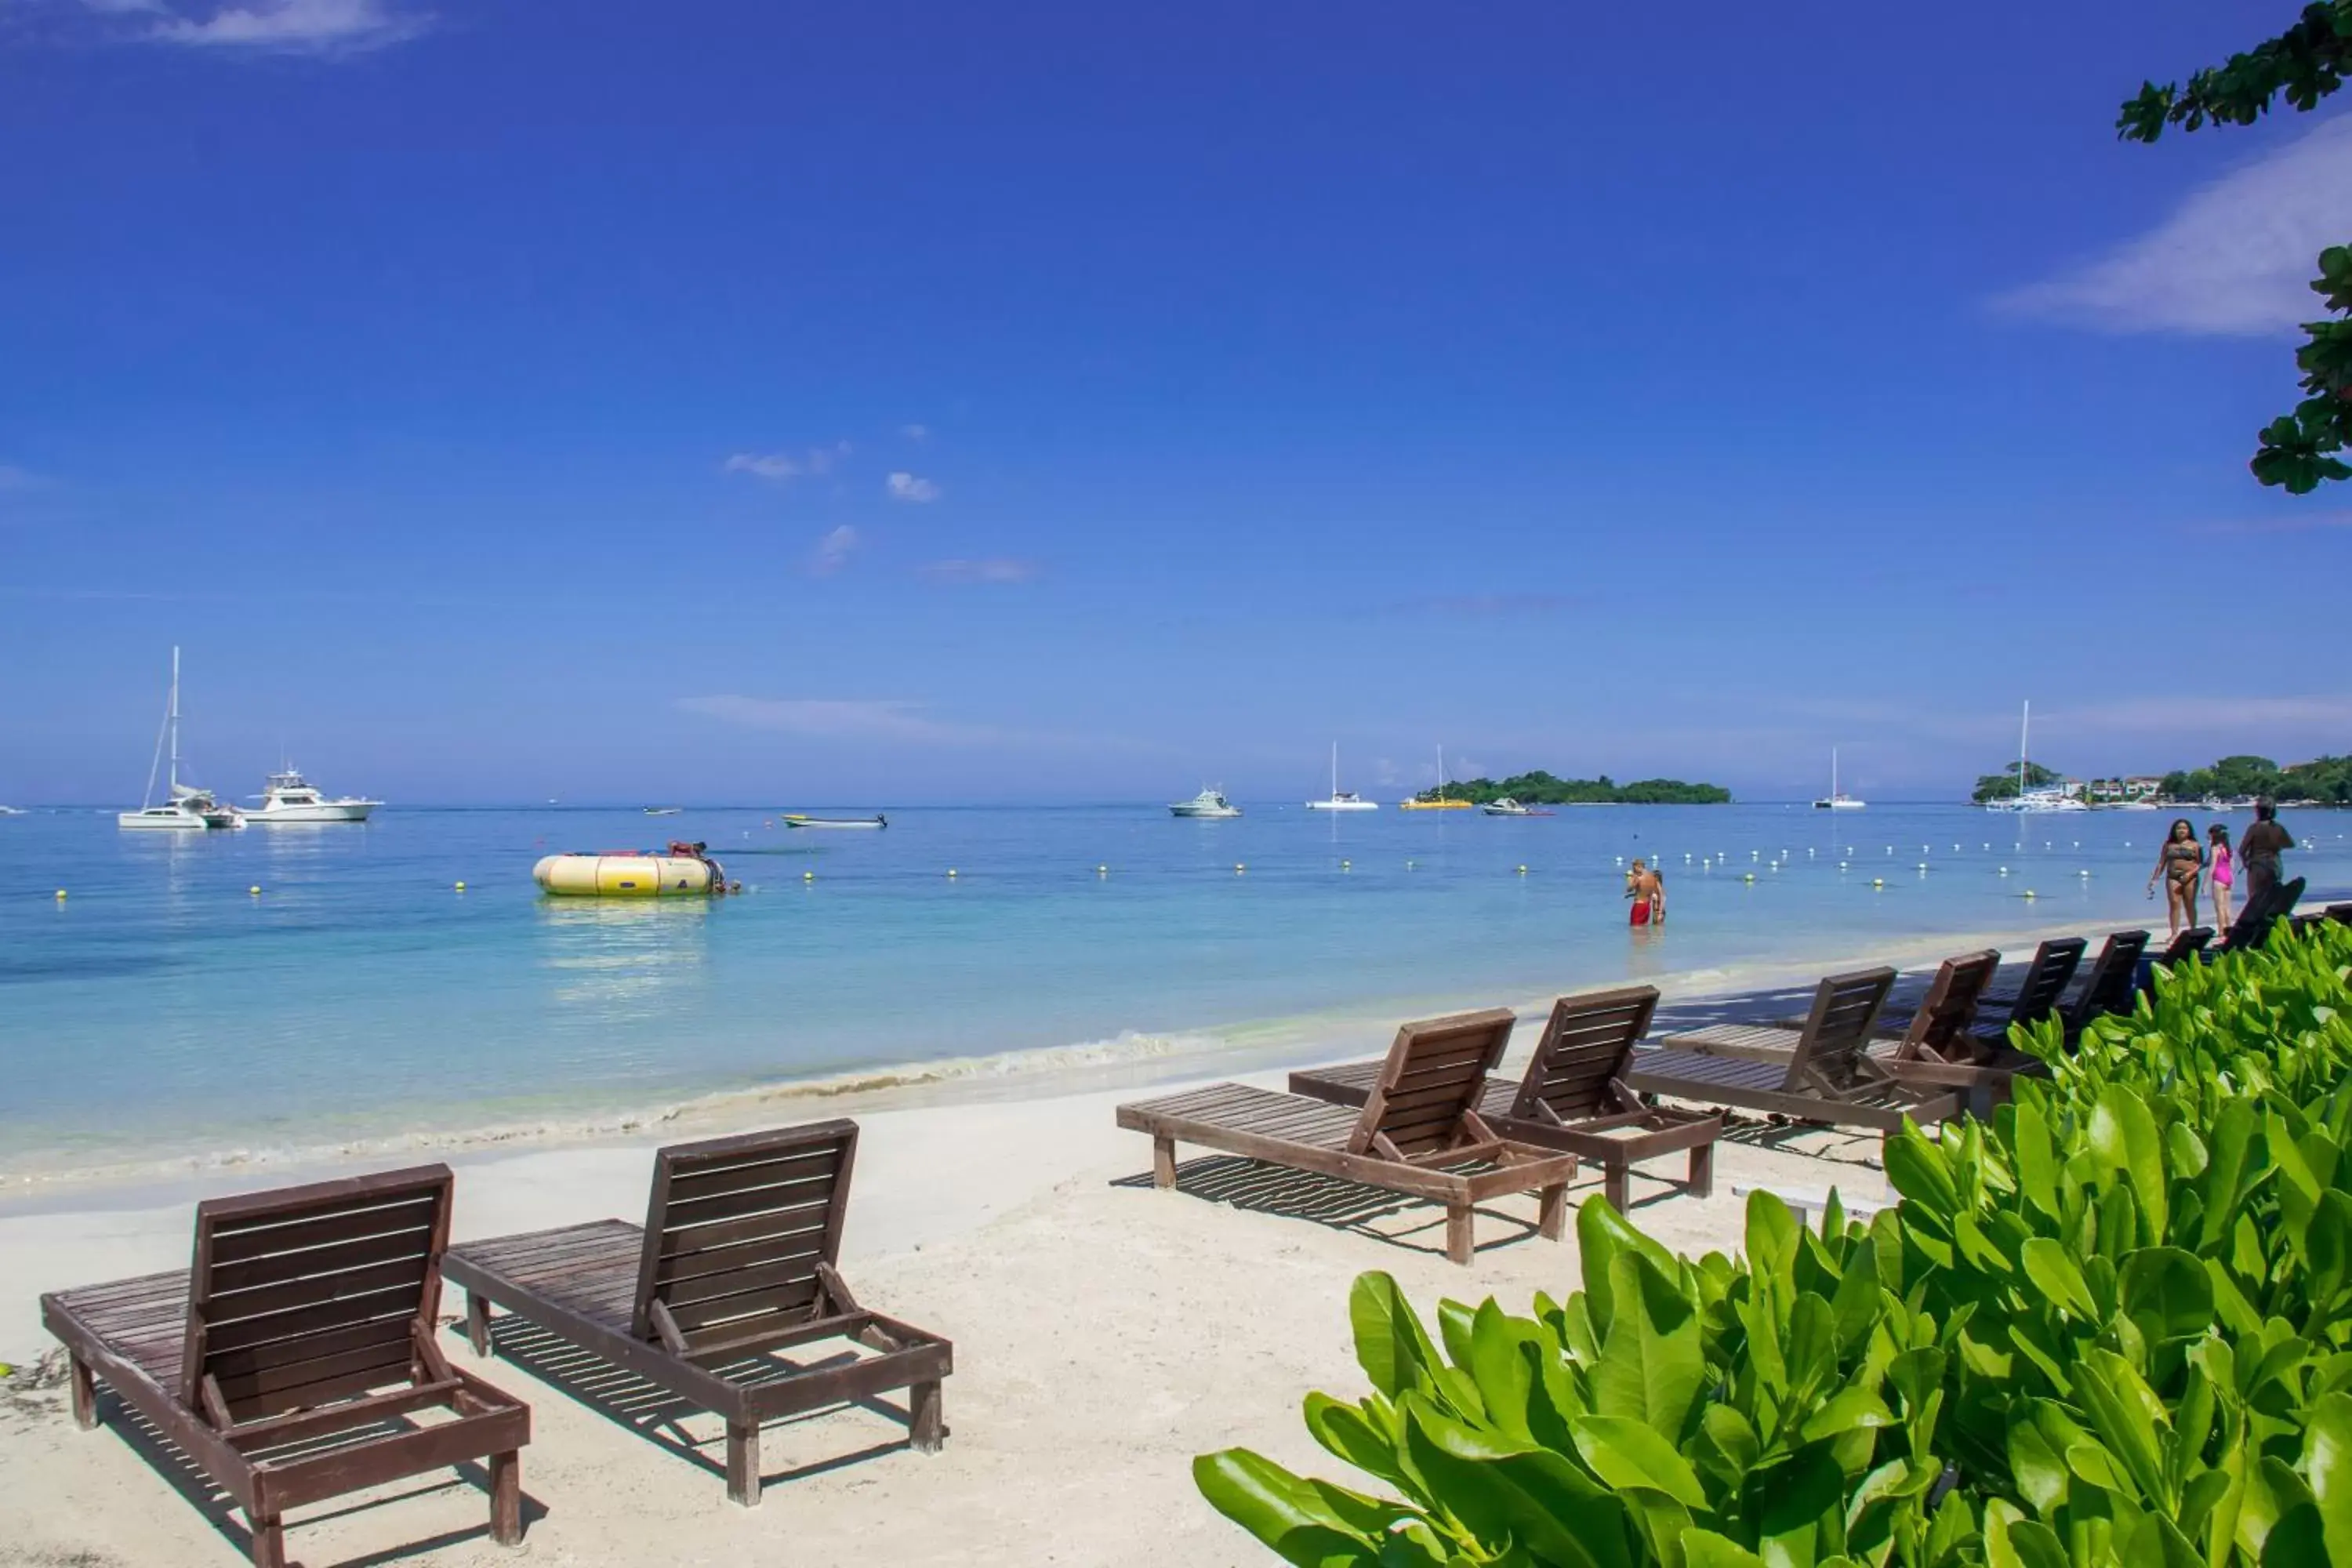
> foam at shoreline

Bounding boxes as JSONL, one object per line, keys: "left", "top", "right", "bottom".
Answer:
{"left": 0, "top": 911, "right": 2117, "bottom": 1203}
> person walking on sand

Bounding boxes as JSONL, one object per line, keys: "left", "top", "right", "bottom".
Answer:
{"left": 2146, "top": 818, "right": 2204, "bottom": 938}
{"left": 1626, "top": 858, "right": 1665, "bottom": 927}
{"left": 2207, "top": 822, "right": 2235, "bottom": 931}
{"left": 2240, "top": 800, "right": 2294, "bottom": 912}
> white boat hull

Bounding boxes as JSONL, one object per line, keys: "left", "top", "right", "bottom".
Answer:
{"left": 119, "top": 808, "right": 213, "bottom": 830}
{"left": 245, "top": 801, "right": 379, "bottom": 822}
{"left": 1170, "top": 806, "right": 1241, "bottom": 818}
{"left": 1305, "top": 800, "right": 1378, "bottom": 811}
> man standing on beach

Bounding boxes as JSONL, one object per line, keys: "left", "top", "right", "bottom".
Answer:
{"left": 2240, "top": 800, "right": 2294, "bottom": 911}
{"left": 1626, "top": 859, "right": 1665, "bottom": 927}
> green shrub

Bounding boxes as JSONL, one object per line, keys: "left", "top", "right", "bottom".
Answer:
{"left": 1196, "top": 924, "right": 2352, "bottom": 1568}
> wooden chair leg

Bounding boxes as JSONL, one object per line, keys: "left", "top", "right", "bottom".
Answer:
{"left": 247, "top": 1512, "right": 287, "bottom": 1568}
{"left": 489, "top": 1448, "right": 523, "bottom": 1546}
{"left": 1444, "top": 1203, "right": 1475, "bottom": 1265}
{"left": 1536, "top": 1182, "right": 1568, "bottom": 1241}
{"left": 1152, "top": 1135, "right": 1176, "bottom": 1189}
{"left": 1605, "top": 1161, "right": 1629, "bottom": 1214}
{"left": 1690, "top": 1140, "right": 1715, "bottom": 1200}
{"left": 726, "top": 1419, "right": 762, "bottom": 1508}
{"left": 909, "top": 1378, "right": 945, "bottom": 1453}
{"left": 466, "top": 1290, "right": 494, "bottom": 1358}
{"left": 67, "top": 1354, "right": 97, "bottom": 1430}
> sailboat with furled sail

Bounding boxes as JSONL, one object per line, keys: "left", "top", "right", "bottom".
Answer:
{"left": 1398, "top": 744, "right": 1474, "bottom": 810}
{"left": 119, "top": 648, "right": 240, "bottom": 830}
{"left": 1305, "top": 742, "right": 1377, "bottom": 811}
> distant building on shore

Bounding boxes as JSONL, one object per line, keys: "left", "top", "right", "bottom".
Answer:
{"left": 2082, "top": 776, "right": 2164, "bottom": 804}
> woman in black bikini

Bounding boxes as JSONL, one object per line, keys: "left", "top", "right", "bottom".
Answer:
{"left": 2146, "top": 818, "right": 2204, "bottom": 938}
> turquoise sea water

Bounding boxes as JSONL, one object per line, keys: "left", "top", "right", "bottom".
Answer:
{"left": 2, "top": 802, "right": 2343, "bottom": 1178}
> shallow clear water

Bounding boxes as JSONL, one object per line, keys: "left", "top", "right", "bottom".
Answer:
{"left": 1, "top": 801, "right": 2342, "bottom": 1174}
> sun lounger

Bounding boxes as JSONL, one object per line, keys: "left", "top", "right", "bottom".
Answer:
{"left": 2328, "top": 903, "right": 2352, "bottom": 927}
{"left": 2153, "top": 927, "right": 2213, "bottom": 966}
{"left": 442, "top": 1120, "right": 949, "bottom": 1508}
{"left": 1633, "top": 967, "right": 1965, "bottom": 1137}
{"left": 1667, "top": 954, "right": 2024, "bottom": 1117}
{"left": 2050, "top": 930, "right": 2148, "bottom": 1040}
{"left": 2217, "top": 876, "right": 2307, "bottom": 953}
{"left": 1284, "top": 986, "right": 1721, "bottom": 1213}
{"left": 40, "top": 1165, "right": 529, "bottom": 1568}
{"left": 1116, "top": 1008, "right": 1583, "bottom": 1265}
{"left": 1976, "top": 936, "right": 2089, "bottom": 1041}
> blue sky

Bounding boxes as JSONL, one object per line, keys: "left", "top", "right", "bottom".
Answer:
{"left": 2, "top": 0, "right": 2347, "bottom": 805}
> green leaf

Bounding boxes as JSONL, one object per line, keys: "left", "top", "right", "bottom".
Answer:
{"left": 1401, "top": 1396, "right": 1638, "bottom": 1568}
{"left": 2013, "top": 1099, "right": 2060, "bottom": 1220}
{"left": 1681, "top": 1531, "right": 1769, "bottom": 1568}
{"left": 1797, "top": 1386, "right": 1893, "bottom": 1445}
{"left": 2074, "top": 1347, "right": 2175, "bottom": 1507}
{"left": 2020, "top": 1236, "right": 2100, "bottom": 1321}
{"left": 1192, "top": 1450, "right": 1388, "bottom": 1568}
{"left": 1304, "top": 1394, "right": 1411, "bottom": 1494}
{"left": 1349, "top": 1272, "right": 1439, "bottom": 1402}
{"left": 1593, "top": 1253, "right": 1705, "bottom": 1439}
{"left": 2304, "top": 1391, "right": 2352, "bottom": 1565}
{"left": 1756, "top": 1444, "right": 1848, "bottom": 1568}
{"left": 2126, "top": 1513, "right": 2205, "bottom": 1568}
{"left": 1884, "top": 1125, "right": 1959, "bottom": 1218}
{"left": 1982, "top": 1501, "right": 2070, "bottom": 1568}
{"left": 2090, "top": 1085, "right": 2169, "bottom": 1243}
{"left": 2118, "top": 1247, "right": 2216, "bottom": 1343}
{"left": 1571, "top": 1415, "right": 1711, "bottom": 1508}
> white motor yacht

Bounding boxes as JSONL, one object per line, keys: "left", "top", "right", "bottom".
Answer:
{"left": 1169, "top": 788, "right": 1242, "bottom": 818}
{"left": 120, "top": 648, "right": 241, "bottom": 831}
{"left": 1479, "top": 797, "right": 1532, "bottom": 817}
{"left": 1305, "top": 742, "right": 1379, "bottom": 811}
{"left": 244, "top": 768, "right": 381, "bottom": 823}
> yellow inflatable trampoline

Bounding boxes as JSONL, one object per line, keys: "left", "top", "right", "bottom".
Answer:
{"left": 533, "top": 843, "right": 731, "bottom": 898}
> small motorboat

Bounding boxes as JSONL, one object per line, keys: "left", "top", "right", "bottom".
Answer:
{"left": 644, "top": 806, "right": 682, "bottom": 816}
{"left": 1480, "top": 798, "right": 1531, "bottom": 816}
{"left": 535, "top": 840, "right": 736, "bottom": 896}
{"left": 1169, "top": 788, "right": 1241, "bottom": 818}
{"left": 782, "top": 813, "right": 888, "bottom": 829}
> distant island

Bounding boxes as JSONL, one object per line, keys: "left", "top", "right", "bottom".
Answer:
{"left": 1411, "top": 771, "right": 1732, "bottom": 806}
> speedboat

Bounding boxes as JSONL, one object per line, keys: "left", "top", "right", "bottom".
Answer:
{"left": 1305, "top": 742, "right": 1378, "bottom": 811}
{"left": 782, "top": 813, "right": 888, "bottom": 829}
{"left": 1169, "top": 788, "right": 1241, "bottom": 818}
{"left": 1480, "top": 798, "right": 1532, "bottom": 816}
{"left": 0, "top": 804, "right": 24, "bottom": 816}
{"left": 243, "top": 768, "right": 380, "bottom": 823}
{"left": 120, "top": 648, "right": 241, "bottom": 831}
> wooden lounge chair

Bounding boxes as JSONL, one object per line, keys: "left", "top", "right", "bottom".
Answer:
{"left": 2216, "top": 876, "right": 2307, "bottom": 953}
{"left": 40, "top": 1165, "right": 529, "bottom": 1568}
{"left": 2328, "top": 903, "right": 2352, "bottom": 927}
{"left": 1664, "top": 954, "right": 2024, "bottom": 1116}
{"left": 1976, "top": 936, "right": 2089, "bottom": 1046}
{"left": 1116, "top": 1008, "right": 1584, "bottom": 1265}
{"left": 2153, "top": 927, "right": 2213, "bottom": 966}
{"left": 1632, "top": 967, "right": 1965, "bottom": 1137}
{"left": 1283, "top": 987, "right": 1721, "bottom": 1213}
{"left": 2045, "top": 930, "right": 2148, "bottom": 1044}
{"left": 441, "top": 1120, "right": 950, "bottom": 1508}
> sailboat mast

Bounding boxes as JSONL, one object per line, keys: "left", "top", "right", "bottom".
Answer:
{"left": 1330, "top": 741, "right": 1338, "bottom": 799}
{"left": 168, "top": 645, "right": 183, "bottom": 795}
{"left": 2018, "top": 700, "right": 2030, "bottom": 800}
{"left": 1831, "top": 747, "right": 1838, "bottom": 801}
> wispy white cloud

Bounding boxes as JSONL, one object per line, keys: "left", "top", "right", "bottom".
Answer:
{"left": 131, "top": 0, "right": 434, "bottom": 54}
{"left": 674, "top": 695, "right": 1000, "bottom": 746}
{"left": 1995, "top": 114, "right": 2352, "bottom": 336}
{"left": 807, "top": 524, "right": 858, "bottom": 576}
{"left": 886, "top": 471, "right": 942, "bottom": 503}
{"left": 920, "top": 557, "right": 1036, "bottom": 583}
{"left": 724, "top": 441, "right": 849, "bottom": 483}
{"left": 900, "top": 423, "right": 930, "bottom": 442}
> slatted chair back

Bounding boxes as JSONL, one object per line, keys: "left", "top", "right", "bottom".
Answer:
{"left": 2067, "top": 930, "right": 2150, "bottom": 1029}
{"left": 2005, "top": 938, "right": 2089, "bottom": 1029}
{"left": 1347, "top": 1009, "right": 1517, "bottom": 1159}
{"left": 1895, "top": 952, "right": 2000, "bottom": 1062}
{"left": 2156, "top": 927, "right": 2214, "bottom": 965}
{"left": 2328, "top": 904, "right": 2352, "bottom": 927}
{"left": 180, "top": 1164, "right": 453, "bottom": 1423}
{"left": 633, "top": 1120, "right": 858, "bottom": 1348}
{"left": 1784, "top": 967, "right": 1897, "bottom": 1089}
{"left": 1508, "top": 986, "right": 1661, "bottom": 1122}
{"left": 2223, "top": 877, "right": 2306, "bottom": 952}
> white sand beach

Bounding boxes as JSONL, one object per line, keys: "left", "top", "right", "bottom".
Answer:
{"left": 0, "top": 920, "right": 2094, "bottom": 1568}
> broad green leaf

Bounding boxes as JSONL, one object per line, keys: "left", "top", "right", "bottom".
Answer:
{"left": 1884, "top": 1125, "right": 1959, "bottom": 1218}
{"left": 2118, "top": 1247, "right": 2216, "bottom": 1342}
{"left": 2020, "top": 1236, "right": 2100, "bottom": 1321}
{"left": 2013, "top": 1099, "right": 2059, "bottom": 1219}
{"left": 1797, "top": 1386, "right": 1893, "bottom": 1445}
{"left": 1681, "top": 1531, "right": 1769, "bottom": 1568}
{"left": 1192, "top": 1450, "right": 1388, "bottom": 1568}
{"left": 1348, "top": 1272, "right": 1439, "bottom": 1401}
{"left": 1580, "top": 1196, "right": 1682, "bottom": 1334}
{"left": 2007, "top": 1417, "right": 2069, "bottom": 1514}
{"left": 2074, "top": 1348, "right": 2174, "bottom": 1506}
{"left": 1303, "top": 1395, "right": 1410, "bottom": 1494}
{"left": 2125, "top": 1513, "right": 2204, "bottom": 1568}
{"left": 1593, "top": 1252, "right": 1704, "bottom": 1440}
{"left": 1570, "top": 1415, "right": 1710, "bottom": 1508}
{"left": 1756, "top": 1444, "right": 1847, "bottom": 1568}
{"left": 2304, "top": 1390, "right": 2352, "bottom": 1565}
{"left": 1400, "top": 1396, "right": 1637, "bottom": 1568}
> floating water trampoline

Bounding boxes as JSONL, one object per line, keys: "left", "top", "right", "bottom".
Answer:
{"left": 533, "top": 841, "right": 738, "bottom": 898}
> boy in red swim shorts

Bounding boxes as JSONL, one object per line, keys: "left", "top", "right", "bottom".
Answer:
{"left": 1626, "top": 859, "right": 1664, "bottom": 926}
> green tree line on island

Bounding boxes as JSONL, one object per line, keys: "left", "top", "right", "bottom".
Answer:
{"left": 1969, "top": 755, "right": 2352, "bottom": 804}
{"left": 1414, "top": 771, "right": 1731, "bottom": 806}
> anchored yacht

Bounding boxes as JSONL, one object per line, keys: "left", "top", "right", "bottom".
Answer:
{"left": 120, "top": 648, "right": 241, "bottom": 831}
{"left": 1169, "top": 788, "right": 1242, "bottom": 818}
{"left": 244, "top": 768, "right": 381, "bottom": 823}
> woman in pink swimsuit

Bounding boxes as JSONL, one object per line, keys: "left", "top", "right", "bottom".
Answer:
{"left": 2207, "top": 822, "right": 2234, "bottom": 930}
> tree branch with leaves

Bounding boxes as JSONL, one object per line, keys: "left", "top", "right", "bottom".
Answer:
{"left": 2118, "top": 2, "right": 2352, "bottom": 492}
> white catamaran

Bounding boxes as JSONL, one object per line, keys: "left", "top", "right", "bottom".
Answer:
{"left": 120, "top": 648, "right": 241, "bottom": 831}
{"left": 1305, "top": 742, "right": 1377, "bottom": 811}
{"left": 1983, "top": 700, "right": 2087, "bottom": 813}
{"left": 1813, "top": 747, "right": 1866, "bottom": 810}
